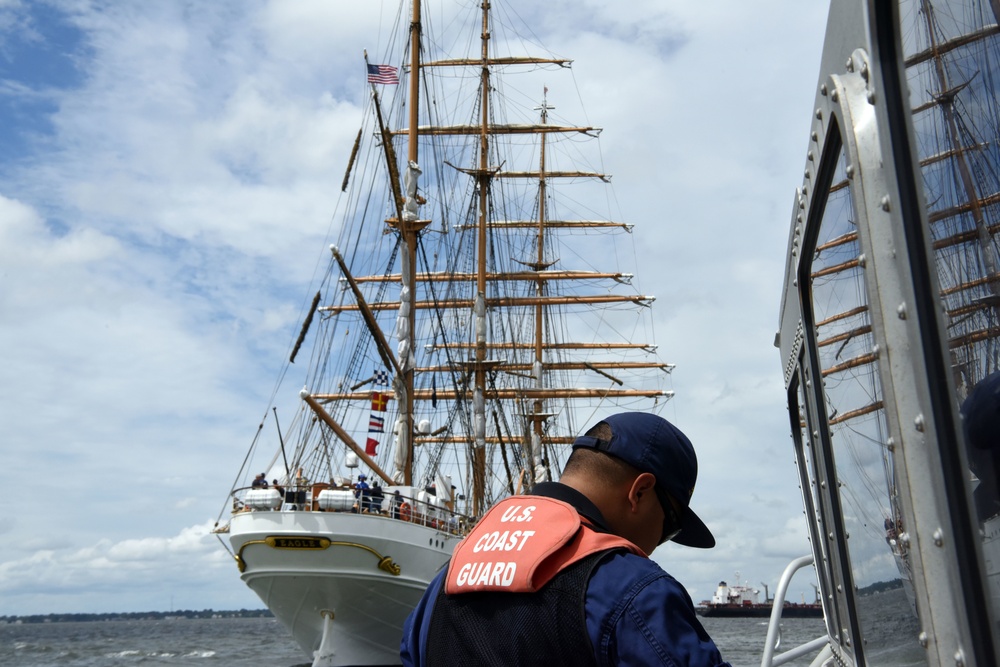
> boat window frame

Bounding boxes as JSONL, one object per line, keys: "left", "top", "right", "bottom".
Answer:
{"left": 794, "top": 118, "right": 869, "bottom": 663}
{"left": 779, "top": 1, "right": 1000, "bottom": 664}
{"left": 786, "top": 368, "right": 840, "bottom": 643}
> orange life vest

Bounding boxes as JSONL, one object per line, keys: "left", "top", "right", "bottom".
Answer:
{"left": 444, "top": 495, "right": 645, "bottom": 595}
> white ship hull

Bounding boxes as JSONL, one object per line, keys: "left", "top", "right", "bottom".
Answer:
{"left": 229, "top": 510, "right": 458, "bottom": 666}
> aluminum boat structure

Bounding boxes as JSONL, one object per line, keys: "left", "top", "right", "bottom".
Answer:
{"left": 212, "top": 1, "right": 674, "bottom": 665}
{"left": 766, "top": 0, "right": 1000, "bottom": 665}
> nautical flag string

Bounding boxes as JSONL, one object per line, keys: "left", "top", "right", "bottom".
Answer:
{"left": 371, "top": 391, "right": 389, "bottom": 412}
{"left": 367, "top": 64, "right": 399, "bottom": 85}
{"left": 365, "top": 390, "right": 390, "bottom": 456}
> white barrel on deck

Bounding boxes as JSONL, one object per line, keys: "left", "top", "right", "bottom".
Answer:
{"left": 317, "top": 488, "right": 356, "bottom": 511}
{"left": 246, "top": 488, "right": 282, "bottom": 510}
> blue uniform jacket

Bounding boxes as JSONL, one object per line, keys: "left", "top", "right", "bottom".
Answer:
{"left": 400, "top": 482, "right": 732, "bottom": 667}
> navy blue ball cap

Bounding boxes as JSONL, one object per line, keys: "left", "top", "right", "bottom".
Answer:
{"left": 573, "top": 412, "right": 716, "bottom": 548}
{"left": 962, "top": 371, "right": 1000, "bottom": 451}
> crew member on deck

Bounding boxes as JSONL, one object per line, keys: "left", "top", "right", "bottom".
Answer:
{"left": 391, "top": 490, "right": 403, "bottom": 519}
{"left": 355, "top": 474, "right": 370, "bottom": 512}
{"left": 401, "top": 412, "right": 732, "bottom": 666}
{"left": 370, "top": 482, "right": 384, "bottom": 513}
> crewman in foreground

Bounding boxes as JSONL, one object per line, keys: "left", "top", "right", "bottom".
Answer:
{"left": 400, "top": 411, "right": 732, "bottom": 666}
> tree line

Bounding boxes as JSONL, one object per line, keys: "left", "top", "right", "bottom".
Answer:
{"left": 1, "top": 609, "right": 274, "bottom": 623}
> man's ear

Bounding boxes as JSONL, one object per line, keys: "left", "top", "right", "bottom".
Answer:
{"left": 627, "top": 472, "right": 658, "bottom": 512}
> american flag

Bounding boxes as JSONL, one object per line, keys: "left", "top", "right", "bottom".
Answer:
{"left": 367, "top": 64, "right": 399, "bottom": 85}
{"left": 369, "top": 414, "right": 385, "bottom": 433}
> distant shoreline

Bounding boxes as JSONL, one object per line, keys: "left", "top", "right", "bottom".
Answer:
{"left": 0, "top": 609, "right": 274, "bottom": 624}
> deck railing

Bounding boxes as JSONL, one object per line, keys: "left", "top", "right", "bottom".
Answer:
{"left": 231, "top": 484, "right": 468, "bottom": 536}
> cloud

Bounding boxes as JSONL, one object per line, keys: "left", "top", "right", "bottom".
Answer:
{"left": 0, "top": 0, "right": 35, "bottom": 43}
{"left": 0, "top": 520, "right": 254, "bottom": 614}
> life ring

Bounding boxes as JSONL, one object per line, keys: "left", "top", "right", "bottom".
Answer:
{"left": 399, "top": 502, "right": 412, "bottom": 522}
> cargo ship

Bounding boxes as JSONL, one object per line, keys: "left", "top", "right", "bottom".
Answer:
{"left": 697, "top": 576, "right": 822, "bottom": 618}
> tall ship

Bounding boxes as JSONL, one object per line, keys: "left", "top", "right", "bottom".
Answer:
{"left": 212, "top": 1, "right": 673, "bottom": 665}
{"left": 766, "top": 0, "right": 1000, "bottom": 665}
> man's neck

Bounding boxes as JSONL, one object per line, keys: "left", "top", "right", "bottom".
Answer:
{"left": 529, "top": 481, "right": 612, "bottom": 533}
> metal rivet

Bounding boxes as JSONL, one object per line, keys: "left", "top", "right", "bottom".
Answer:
{"left": 955, "top": 649, "right": 965, "bottom": 667}
{"left": 811, "top": 131, "right": 819, "bottom": 142}
{"left": 815, "top": 108, "right": 823, "bottom": 120}
{"left": 846, "top": 164, "right": 854, "bottom": 179}
{"left": 846, "top": 58, "right": 854, "bottom": 72}
{"left": 898, "top": 302, "right": 907, "bottom": 319}
{"left": 861, "top": 62, "right": 869, "bottom": 81}
{"left": 805, "top": 169, "right": 811, "bottom": 179}
{"left": 881, "top": 195, "right": 891, "bottom": 211}
{"left": 808, "top": 151, "right": 815, "bottom": 162}
{"left": 933, "top": 528, "right": 944, "bottom": 546}
{"left": 858, "top": 253, "right": 866, "bottom": 267}
{"left": 831, "top": 89, "right": 839, "bottom": 102}
{"left": 918, "top": 632, "right": 928, "bottom": 648}
{"left": 867, "top": 89, "right": 877, "bottom": 104}
{"left": 900, "top": 532, "right": 910, "bottom": 546}
{"left": 886, "top": 436, "right": 895, "bottom": 451}
{"left": 915, "top": 413, "right": 925, "bottom": 432}
{"left": 820, "top": 84, "right": 828, "bottom": 96}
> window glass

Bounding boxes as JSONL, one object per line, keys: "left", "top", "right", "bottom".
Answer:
{"left": 899, "top": 0, "right": 1000, "bottom": 632}
{"left": 806, "top": 136, "right": 927, "bottom": 664}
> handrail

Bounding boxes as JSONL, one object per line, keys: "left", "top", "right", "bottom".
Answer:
{"left": 232, "top": 484, "right": 468, "bottom": 536}
{"left": 760, "top": 555, "right": 829, "bottom": 667}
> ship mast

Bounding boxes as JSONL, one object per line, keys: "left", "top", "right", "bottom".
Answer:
{"left": 529, "top": 90, "right": 556, "bottom": 486}
{"left": 396, "top": 0, "right": 428, "bottom": 485}
{"left": 471, "top": 0, "right": 492, "bottom": 516}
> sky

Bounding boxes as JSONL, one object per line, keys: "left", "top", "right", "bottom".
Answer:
{"left": 0, "top": 0, "right": 832, "bottom": 619}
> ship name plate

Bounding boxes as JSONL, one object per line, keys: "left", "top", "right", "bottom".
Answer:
{"left": 265, "top": 536, "right": 332, "bottom": 550}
